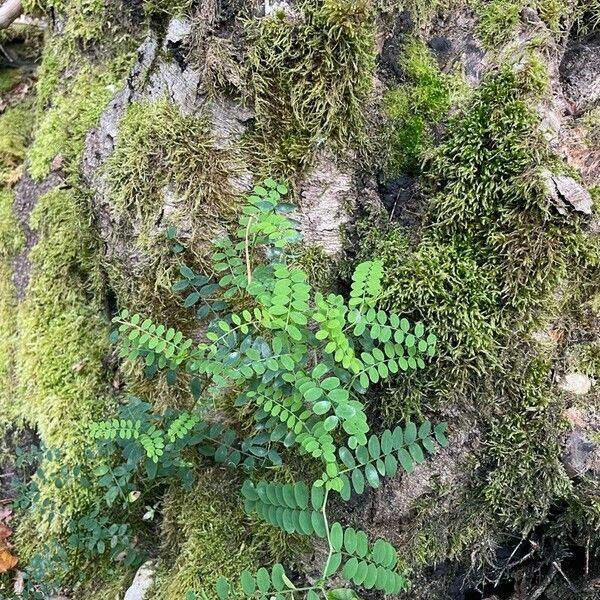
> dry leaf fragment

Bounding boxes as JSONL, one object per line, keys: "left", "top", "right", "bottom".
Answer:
{"left": 0, "top": 524, "right": 12, "bottom": 539}
{"left": 0, "top": 548, "right": 18, "bottom": 572}
{"left": 13, "top": 570, "right": 24, "bottom": 594}
{"left": 0, "top": 507, "right": 12, "bottom": 521}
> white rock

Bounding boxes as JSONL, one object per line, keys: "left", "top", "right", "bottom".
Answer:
{"left": 124, "top": 561, "right": 155, "bottom": 600}
{"left": 558, "top": 372, "right": 592, "bottom": 395}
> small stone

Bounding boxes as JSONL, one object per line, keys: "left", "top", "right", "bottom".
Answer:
{"left": 562, "top": 431, "right": 599, "bottom": 477}
{"left": 50, "top": 154, "right": 65, "bottom": 172}
{"left": 558, "top": 372, "right": 592, "bottom": 395}
{"left": 124, "top": 561, "right": 155, "bottom": 600}
{"left": 428, "top": 36, "right": 451, "bottom": 53}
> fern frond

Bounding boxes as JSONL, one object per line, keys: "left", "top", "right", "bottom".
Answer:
{"left": 90, "top": 418, "right": 141, "bottom": 441}
{"left": 323, "top": 422, "right": 449, "bottom": 495}
{"left": 166, "top": 412, "right": 200, "bottom": 443}
{"left": 349, "top": 260, "right": 384, "bottom": 310}
{"left": 111, "top": 310, "right": 196, "bottom": 371}
{"left": 330, "top": 524, "right": 409, "bottom": 594}
{"left": 241, "top": 479, "right": 327, "bottom": 537}
{"left": 216, "top": 562, "right": 299, "bottom": 599}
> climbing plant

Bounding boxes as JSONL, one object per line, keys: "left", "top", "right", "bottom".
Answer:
{"left": 105, "top": 179, "right": 448, "bottom": 597}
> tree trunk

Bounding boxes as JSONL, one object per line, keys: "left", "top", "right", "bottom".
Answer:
{"left": 2, "top": 1, "right": 600, "bottom": 599}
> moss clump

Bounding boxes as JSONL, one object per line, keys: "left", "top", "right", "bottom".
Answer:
{"left": 476, "top": 0, "right": 570, "bottom": 48}
{"left": 359, "top": 61, "right": 597, "bottom": 546}
{"left": 290, "top": 245, "right": 337, "bottom": 292}
{"left": 106, "top": 98, "right": 240, "bottom": 230}
{"left": 571, "top": 341, "right": 600, "bottom": 377}
{"left": 0, "top": 189, "right": 24, "bottom": 257}
{"left": 28, "top": 56, "right": 133, "bottom": 181}
{"left": 384, "top": 38, "right": 465, "bottom": 177}
{"left": 399, "top": 478, "right": 498, "bottom": 575}
{"left": 142, "top": 0, "right": 194, "bottom": 16}
{"left": 481, "top": 354, "right": 572, "bottom": 532}
{"left": 149, "top": 470, "right": 270, "bottom": 600}
{"left": 574, "top": 0, "right": 600, "bottom": 35}
{"left": 476, "top": 0, "right": 522, "bottom": 48}
{"left": 0, "top": 190, "right": 25, "bottom": 427}
{"left": 103, "top": 97, "right": 242, "bottom": 324}
{"left": 580, "top": 106, "right": 600, "bottom": 148}
{"left": 382, "top": 235, "right": 500, "bottom": 373}
{"left": 22, "top": 0, "right": 108, "bottom": 48}
{"left": 35, "top": 37, "right": 66, "bottom": 115}
{"left": 0, "top": 68, "right": 19, "bottom": 96}
{"left": 245, "top": 0, "right": 376, "bottom": 175}
{"left": 0, "top": 104, "right": 34, "bottom": 187}
{"left": 15, "top": 188, "right": 112, "bottom": 523}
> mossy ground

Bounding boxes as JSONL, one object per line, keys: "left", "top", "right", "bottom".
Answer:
{"left": 148, "top": 469, "right": 271, "bottom": 600}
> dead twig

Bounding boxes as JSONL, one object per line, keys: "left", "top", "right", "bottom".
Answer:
{"left": 530, "top": 563, "right": 557, "bottom": 600}
{"left": 0, "top": 0, "right": 23, "bottom": 29}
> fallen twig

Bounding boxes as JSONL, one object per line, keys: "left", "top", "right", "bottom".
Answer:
{"left": 0, "top": 0, "right": 23, "bottom": 29}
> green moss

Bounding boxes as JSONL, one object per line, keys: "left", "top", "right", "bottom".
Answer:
{"left": 476, "top": 0, "right": 570, "bottom": 48}
{"left": 103, "top": 97, "right": 242, "bottom": 324}
{"left": 142, "top": 0, "right": 194, "bottom": 16}
{"left": 481, "top": 354, "right": 572, "bottom": 532}
{"left": 15, "top": 188, "right": 113, "bottom": 523}
{"left": 28, "top": 56, "right": 133, "bottom": 181}
{"left": 0, "top": 190, "right": 24, "bottom": 427}
{"left": 0, "top": 104, "right": 34, "bottom": 187}
{"left": 400, "top": 0, "right": 465, "bottom": 28}
{"left": 149, "top": 469, "right": 271, "bottom": 600}
{"left": 399, "top": 478, "right": 498, "bottom": 572}
{"left": 106, "top": 98, "right": 239, "bottom": 230}
{"left": 0, "top": 189, "right": 24, "bottom": 257}
{"left": 35, "top": 38, "right": 65, "bottom": 114}
{"left": 574, "top": 341, "right": 600, "bottom": 378}
{"left": 384, "top": 38, "right": 466, "bottom": 177}
{"left": 245, "top": 0, "right": 376, "bottom": 175}
{"left": 476, "top": 0, "right": 522, "bottom": 48}
{"left": 290, "top": 245, "right": 337, "bottom": 292}
{"left": 360, "top": 61, "right": 597, "bottom": 541}
{"left": 574, "top": 0, "right": 600, "bottom": 34}
{"left": 22, "top": 0, "right": 107, "bottom": 48}
{"left": 426, "top": 65, "right": 568, "bottom": 317}
{"left": 78, "top": 565, "right": 136, "bottom": 600}
{"left": 0, "top": 68, "right": 19, "bottom": 96}
{"left": 580, "top": 106, "right": 600, "bottom": 148}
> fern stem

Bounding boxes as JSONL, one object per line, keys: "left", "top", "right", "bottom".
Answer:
{"left": 245, "top": 215, "right": 254, "bottom": 284}
{"left": 319, "top": 488, "right": 333, "bottom": 586}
